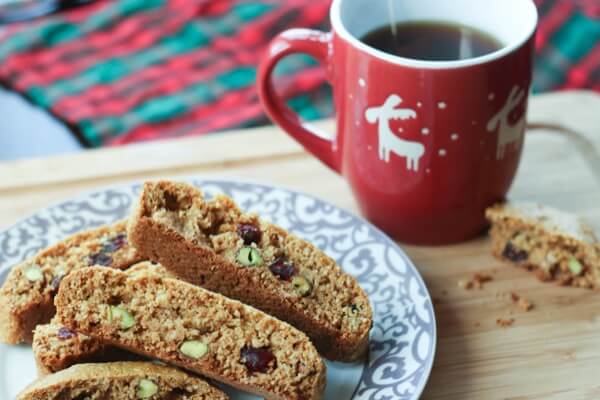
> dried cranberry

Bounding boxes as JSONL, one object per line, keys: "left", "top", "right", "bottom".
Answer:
{"left": 502, "top": 243, "right": 528, "bottom": 263}
{"left": 237, "top": 224, "right": 261, "bottom": 245}
{"left": 102, "top": 234, "right": 127, "bottom": 253}
{"left": 240, "top": 346, "right": 276, "bottom": 373}
{"left": 268, "top": 257, "right": 296, "bottom": 281}
{"left": 57, "top": 327, "right": 76, "bottom": 340}
{"left": 88, "top": 253, "right": 113, "bottom": 267}
{"left": 164, "top": 192, "right": 180, "bottom": 211}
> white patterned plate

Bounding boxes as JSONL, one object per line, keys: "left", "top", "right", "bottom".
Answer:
{"left": 0, "top": 178, "right": 436, "bottom": 399}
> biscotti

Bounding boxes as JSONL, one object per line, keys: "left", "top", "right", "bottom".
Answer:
{"left": 33, "top": 262, "right": 171, "bottom": 375}
{"left": 486, "top": 202, "right": 600, "bottom": 289}
{"left": 0, "top": 220, "right": 142, "bottom": 344}
{"left": 128, "top": 180, "right": 372, "bottom": 361}
{"left": 56, "top": 267, "right": 326, "bottom": 400}
{"left": 17, "top": 361, "right": 228, "bottom": 400}
{"left": 32, "top": 319, "right": 124, "bottom": 376}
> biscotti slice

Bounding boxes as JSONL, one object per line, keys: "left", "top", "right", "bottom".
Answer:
{"left": 33, "top": 262, "right": 172, "bottom": 375}
{"left": 17, "top": 361, "right": 228, "bottom": 400}
{"left": 32, "top": 320, "right": 131, "bottom": 376}
{"left": 0, "top": 220, "right": 142, "bottom": 344}
{"left": 128, "top": 180, "right": 372, "bottom": 361}
{"left": 56, "top": 267, "right": 326, "bottom": 400}
{"left": 486, "top": 202, "right": 600, "bottom": 289}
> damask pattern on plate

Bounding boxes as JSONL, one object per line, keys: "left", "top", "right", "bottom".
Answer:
{"left": 0, "top": 178, "right": 436, "bottom": 400}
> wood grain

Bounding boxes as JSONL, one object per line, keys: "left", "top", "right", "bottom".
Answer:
{"left": 1, "top": 91, "right": 599, "bottom": 399}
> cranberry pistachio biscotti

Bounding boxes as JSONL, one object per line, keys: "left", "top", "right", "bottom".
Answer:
{"left": 17, "top": 362, "right": 228, "bottom": 400}
{"left": 128, "top": 180, "right": 372, "bottom": 361}
{"left": 0, "top": 221, "right": 142, "bottom": 344}
{"left": 487, "top": 202, "right": 600, "bottom": 288}
{"left": 33, "top": 262, "right": 172, "bottom": 375}
{"left": 56, "top": 267, "right": 326, "bottom": 400}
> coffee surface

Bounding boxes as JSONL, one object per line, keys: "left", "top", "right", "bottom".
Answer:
{"left": 361, "top": 21, "right": 502, "bottom": 61}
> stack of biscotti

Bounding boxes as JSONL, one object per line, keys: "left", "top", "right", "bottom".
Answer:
{"left": 0, "top": 221, "right": 142, "bottom": 344}
{"left": 1, "top": 179, "right": 373, "bottom": 399}
{"left": 486, "top": 202, "right": 600, "bottom": 288}
{"left": 128, "top": 181, "right": 373, "bottom": 361}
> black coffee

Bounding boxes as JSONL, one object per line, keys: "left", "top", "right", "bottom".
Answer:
{"left": 360, "top": 21, "right": 502, "bottom": 61}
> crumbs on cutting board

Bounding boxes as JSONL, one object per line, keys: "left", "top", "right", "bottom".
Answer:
{"left": 458, "top": 272, "right": 536, "bottom": 328}
{"left": 509, "top": 291, "right": 534, "bottom": 312}
{"left": 496, "top": 318, "right": 515, "bottom": 328}
{"left": 457, "top": 273, "right": 493, "bottom": 290}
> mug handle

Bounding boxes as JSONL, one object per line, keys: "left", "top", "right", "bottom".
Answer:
{"left": 258, "top": 29, "right": 340, "bottom": 173}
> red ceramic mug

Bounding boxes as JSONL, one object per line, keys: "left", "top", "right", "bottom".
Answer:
{"left": 258, "top": 0, "right": 538, "bottom": 245}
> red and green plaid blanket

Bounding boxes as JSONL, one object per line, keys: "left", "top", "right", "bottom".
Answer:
{"left": 0, "top": 0, "right": 599, "bottom": 147}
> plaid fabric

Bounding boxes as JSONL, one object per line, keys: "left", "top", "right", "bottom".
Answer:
{"left": 0, "top": 0, "right": 332, "bottom": 147}
{"left": 534, "top": 0, "right": 600, "bottom": 92}
{"left": 0, "top": 0, "right": 599, "bottom": 147}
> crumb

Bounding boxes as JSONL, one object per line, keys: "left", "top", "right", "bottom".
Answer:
{"left": 473, "top": 273, "right": 493, "bottom": 287}
{"left": 496, "top": 318, "right": 515, "bottom": 328}
{"left": 442, "top": 290, "right": 448, "bottom": 296}
{"left": 474, "top": 322, "right": 481, "bottom": 327}
{"left": 518, "top": 298, "right": 534, "bottom": 312}
{"left": 510, "top": 292, "right": 520, "bottom": 302}
{"left": 458, "top": 272, "right": 493, "bottom": 290}
{"left": 458, "top": 279, "right": 473, "bottom": 290}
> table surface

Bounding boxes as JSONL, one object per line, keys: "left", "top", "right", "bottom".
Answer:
{"left": 1, "top": 91, "right": 600, "bottom": 399}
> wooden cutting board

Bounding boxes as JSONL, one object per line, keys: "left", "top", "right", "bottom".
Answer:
{"left": 0, "top": 91, "right": 599, "bottom": 399}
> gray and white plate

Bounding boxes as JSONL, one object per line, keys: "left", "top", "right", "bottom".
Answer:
{"left": 0, "top": 178, "right": 436, "bottom": 399}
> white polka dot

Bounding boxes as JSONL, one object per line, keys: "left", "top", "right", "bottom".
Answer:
{"left": 438, "top": 149, "right": 447, "bottom": 157}
{"left": 398, "top": 128, "right": 404, "bottom": 133}
{"left": 451, "top": 133, "right": 459, "bottom": 141}
{"left": 417, "top": 102, "right": 423, "bottom": 108}
{"left": 349, "top": 94, "right": 353, "bottom": 99}
{"left": 438, "top": 102, "right": 447, "bottom": 109}
{"left": 421, "top": 128, "right": 430, "bottom": 135}
{"left": 359, "top": 78, "right": 366, "bottom": 87}
{"left": 472, "top": 120, "right": 477, "bottom": 126}
{"left": 426, "top": 168, "right": 431, "bottom": 174}
{"left": 488, "top": 93, "right": 495, "bottom": 101}
{"left": 367, "top": 145, "right": 372, "bottom": 151}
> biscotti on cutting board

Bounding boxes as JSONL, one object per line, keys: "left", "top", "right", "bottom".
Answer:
{"left": 17, "top": 362, "right": 228, "bottom": 400}
{"left": 55, "top": 267, "right": 326, "bottom": 400}
{"left": 0, "top": 220, "right": 142, "bottom": 344}
{"left": 33, "top": 262, "right": 172, "bottom": 375}
{"left": 128, "top": 180, "right": 372, "bottom": 361}
{"left": 487, "top": 202, "right": 600, "bottom": 288}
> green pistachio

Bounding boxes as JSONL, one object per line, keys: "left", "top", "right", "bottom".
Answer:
{"left": 568, "top": 258, "right": 584, "bottom": 276}
{"left": 108, "top": 306, "right": 135, "bottom": 330}
{"left": 24, "top": 265, "right": 44, "bottom": 282}
{"left": 236, "top": 246, "right": 263, "bottom": 267}
{"left": 292, "top": 275, "right": 312, "bottom": 297}
{"left": 137, "top": 379, "right": 158, "bottom": 398}
{"left": 180, "top": 340, "right": 209, "bottom": 359}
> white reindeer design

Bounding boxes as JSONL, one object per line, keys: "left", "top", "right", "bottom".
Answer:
{"left": 365, "top": 94, "right": 425, "bottom": 172}
{"left": 487, "top": 86, "right": 527, "bottom": 160}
